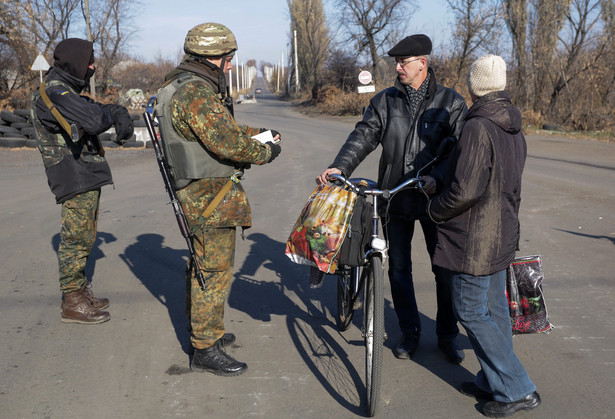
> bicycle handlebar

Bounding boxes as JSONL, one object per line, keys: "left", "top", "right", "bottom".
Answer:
{"left": 328, "top": 174, "right": 423, "bottom": 198}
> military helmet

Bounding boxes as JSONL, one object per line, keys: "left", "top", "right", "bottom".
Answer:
{"left": 183, "top": 22, "right": 237, "bottom": 57}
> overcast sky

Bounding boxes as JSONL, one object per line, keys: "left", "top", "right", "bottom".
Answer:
{"left": 129, "top": 0, "right": 452, "bottom": 65}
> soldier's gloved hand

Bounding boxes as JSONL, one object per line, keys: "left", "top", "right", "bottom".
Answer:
{"left": 266, "top": 141, "right": 281, "bottom": 163}
{"left": 260, "top": 128, "right": 281, "bottom": 142}
{"left": 113, "top": 112, "right": 134, "bottom": 143}
{"left": 105, "top": 104, "right": 134, "bottom": 143}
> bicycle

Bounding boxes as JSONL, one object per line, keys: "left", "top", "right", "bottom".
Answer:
{"left": 328, "top": 138, "right": 453, "bottom": 417}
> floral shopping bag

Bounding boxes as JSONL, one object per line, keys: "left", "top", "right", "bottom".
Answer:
{"left": 506, "top": 255, "right": 553, "bottom": 334}
{"left": 285, "top": 184, "right": 357, "bottom": 274}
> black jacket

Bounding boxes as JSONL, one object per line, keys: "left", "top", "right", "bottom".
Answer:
{"left": 31, "top": 39, "right": 132, "bottom": 203}
{"left": 428, "top": 91, "right": 527, "bottom": 276}
{"left": 330, "top": 68, "right": 467, "bottom": 217}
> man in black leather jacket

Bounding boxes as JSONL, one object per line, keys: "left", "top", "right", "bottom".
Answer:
{"left": 31, "top": 38, "right": 134, "bottom": 324}
{"left": 317, "top": 34, "right": 467, "bottom": 363}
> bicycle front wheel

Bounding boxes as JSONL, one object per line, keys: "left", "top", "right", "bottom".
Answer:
{"left": 364, "top": 254, "right": 384, "bottom": 417}
{"left": 336, "top": 269, "right": 355, "bottom": 331}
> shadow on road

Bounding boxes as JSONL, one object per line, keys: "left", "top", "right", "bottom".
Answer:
{"left": 118, "top": 233, "right": 191, "bottom": 354}
{"left": 554, "top": 228, "right": 615, "bottom": 246}
{"left": 52, "top": 230, "right": 117, "bottom": 287}
{"left": 228, "top": 232, "right": 477, "bottom": 416}
{"left": 228, "top": 232, "right": 365, "bottom": 414}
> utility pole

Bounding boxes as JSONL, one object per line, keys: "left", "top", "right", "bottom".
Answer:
{"left": 235, "top": 54, "right": 239, "bottom": 92}
{"left": 293, "top": 30, "right": 300, "bottom": 93}
{"left": 83, "top": 0, "right": 95, "bottom": 97}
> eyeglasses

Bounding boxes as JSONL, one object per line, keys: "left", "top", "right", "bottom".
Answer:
{"left": 395, "top": 57, "right": 422, "bottom": 68}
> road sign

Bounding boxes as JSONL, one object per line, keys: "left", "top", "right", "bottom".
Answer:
{"left": 358, "top": 85, "right": 376, "bottom": 94}
{"left": 31, "top": 54, "right": 50, "bottom": 71}
{"left": 31, "top": 54, "right": 50, "bottom": 82}
{"left": 358, "top": 70, "right": 372, "bottom": 85}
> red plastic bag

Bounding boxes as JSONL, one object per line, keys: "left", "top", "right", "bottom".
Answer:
{"left": 506, "top": 255, "right": 553, "bottom": 334}
{"left": 285, "top": 184, "right": 357, "bottom": 273}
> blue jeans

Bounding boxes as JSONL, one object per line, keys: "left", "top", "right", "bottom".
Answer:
{"left": 386, "top": 215, "right": 459, "bottom": 340}
{"left": 449, "top": 269, "right": 536, "bottom": 402}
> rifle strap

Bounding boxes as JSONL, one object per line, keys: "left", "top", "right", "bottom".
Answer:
{"left": 39, "top": 82, "right": 72, "bottom": 134}
{"left": 201, "top": 172, "right": 241, "bottom": 219}
{"left": 39, "top": 82, "right": 105, "bottom": 157}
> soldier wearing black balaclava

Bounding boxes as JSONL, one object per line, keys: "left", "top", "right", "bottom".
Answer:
{"left": 31, "top": 38, "right": 134, "bottom": 324}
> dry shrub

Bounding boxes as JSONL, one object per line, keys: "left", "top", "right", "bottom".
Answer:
{"left": 4, "top": 87, "right": 33, "bottom": 110}
{"left": 521, "top": 109, "right": 544, "bottom": 128}
{"left": 314, "top": 85, "right": 371, "bottom": 116}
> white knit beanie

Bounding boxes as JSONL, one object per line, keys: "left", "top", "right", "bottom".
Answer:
{"left": 467, "top": 54, "right": 507, "bottom": 97}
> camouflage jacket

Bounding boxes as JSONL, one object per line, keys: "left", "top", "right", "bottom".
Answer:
{"left": 167, "top": 63, "right": 271, "bottom": 230}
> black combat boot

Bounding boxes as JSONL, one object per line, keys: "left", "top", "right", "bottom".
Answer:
{"left": 218, "top": 333, "right": 236, "bottom": 346}
{"left": 191, "top": 342, "right": 247, "bottom": 376}
{"left": 61, "top": 288, "right": 110, "bottom": 324}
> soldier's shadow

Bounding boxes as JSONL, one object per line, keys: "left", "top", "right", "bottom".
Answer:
{"left": 52, "top": 231, "right": 117, "bottom": 287}
{"left": 119, "top": 233, "right": 191, "bottom": 354}
{"left": 228, "top": 232, "right": 366, "bottom": 415}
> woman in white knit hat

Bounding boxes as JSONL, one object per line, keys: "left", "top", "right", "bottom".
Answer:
{"left": 427, "top": 54, "right": 541, "bottom": 418}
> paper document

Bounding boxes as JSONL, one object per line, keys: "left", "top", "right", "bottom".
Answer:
{"left": 251, "top": 130, "right": 279, "bottom": 144}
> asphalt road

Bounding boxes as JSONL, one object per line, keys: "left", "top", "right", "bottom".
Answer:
{"left": 1, "top": 89, "right": 614, "bottom": 418}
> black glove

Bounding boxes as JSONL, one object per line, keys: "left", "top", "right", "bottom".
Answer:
{"left": 114, "top": 115, "right": 134, "bottom": 143}
{"left": 105, "top": 104, "right": 134, "bottom": 143}
{"left": 266, "top": 141, "right": 281, "bottom": 163}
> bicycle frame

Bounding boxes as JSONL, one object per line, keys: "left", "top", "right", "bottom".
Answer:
{"left": 331, "top": 142, "right": 453, "bottom": 416}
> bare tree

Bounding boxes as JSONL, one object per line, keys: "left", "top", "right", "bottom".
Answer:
{"left": 0, "top": 0, "right": 137, "bottom": 103}
{"left": 528, "top": 0, "right": 571, "bottom": 112}
{"left": 447, "top": 0, "right": 501, "bottom": 89}
{"left": 287, "top": 0, "right": 331, "bottom": 98}
{"left": 0, "top": 0, "right": 81, "bottom": 96}
{"left": 335, "top": 0, "right": 413, "bottom": 82}
{"left": 324, "top": 47, "right": 361, "bottom": 92}
{"left": 111, "top": 54, "right": 175, "bottom": 97}
{"left": 502, "top": 0, "right": 529, "bottom": 107}
{"left": 81, "top": 0, "right": 137, "bottom": 93}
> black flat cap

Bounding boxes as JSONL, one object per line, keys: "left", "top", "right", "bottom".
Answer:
{"left": 388, "top": 34, "right": 432, "bottom": 57}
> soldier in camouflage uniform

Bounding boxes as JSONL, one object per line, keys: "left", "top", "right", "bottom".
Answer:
{"left": 31, "top": 38, "right": 134, "bottom": 324}
{"left": 155, "top": 23, "right": 281, "bottom": 376}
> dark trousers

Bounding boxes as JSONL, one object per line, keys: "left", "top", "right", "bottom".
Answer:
{"left": 385, "top": 214, "right": 459, "bottom": 340}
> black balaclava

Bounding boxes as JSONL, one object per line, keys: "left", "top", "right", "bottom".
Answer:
{"left": 53, "top": 38, "right": 94, "bottom": 81}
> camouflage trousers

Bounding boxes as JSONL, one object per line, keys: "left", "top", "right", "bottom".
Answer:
{"left": 186, "top": 226, "right": 236, "bottom": 349}
{"left": 58, "top": 189, "right": 100, "bottom": 293}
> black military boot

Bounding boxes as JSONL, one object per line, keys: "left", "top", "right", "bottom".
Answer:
{"left": 218, "top": 333, "right": 236, "bottom": 347}
{"left": 191, "top": 342, "right": 247, "bottom": 376}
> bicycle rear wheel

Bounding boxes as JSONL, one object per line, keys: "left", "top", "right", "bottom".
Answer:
{"left": 364, "top": 254, "right": 384, "bottom": 417}
{"left": 336, "top": 269, "right": 355, "bottom": 331}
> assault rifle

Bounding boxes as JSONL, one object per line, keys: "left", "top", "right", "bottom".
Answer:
{"left": 143, "top": 112, "right": 207, "bottom": 289}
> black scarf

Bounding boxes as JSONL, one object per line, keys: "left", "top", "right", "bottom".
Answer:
{"left": 169, "top": 57, "right": 233, "bottom": 114}
{"left": 404, "top": 72, "right": 431, "bottom": 121}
